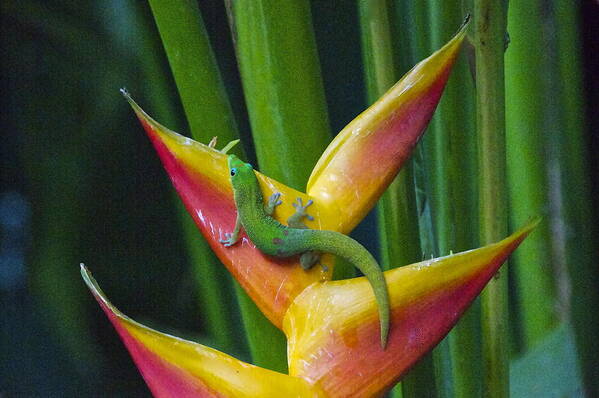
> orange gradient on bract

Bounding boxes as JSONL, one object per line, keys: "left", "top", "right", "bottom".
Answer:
{"left": 307, "top": 23, "right": 468, "bottom": 233}
{"left": 284, "top": 221, "right": 537, "bottom": 398}
{"left": 81, "top": 265, "right": 325, "bottom": 398}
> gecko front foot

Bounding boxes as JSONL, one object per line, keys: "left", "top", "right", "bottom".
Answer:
{"left": 265, "top": 193, "right": 283, "bottom": 215}
{"left": 288, "top": 198, "right": 314, "bottom": 228}
{"left": 219, "top": 232, "right": 238, "bottom": 247}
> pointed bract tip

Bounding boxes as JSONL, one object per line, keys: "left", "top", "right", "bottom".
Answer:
{"left": 80, "top": 263, "right": 88, "bottom": 278}
{"left": 461, "top": 14, "right": 471, "bottom": 30}
{"left": 119, "top": 90, "right": 175, "bottom": 137}
{"left": 455, "top": 14, "right": 471, "bottom": 40}
{"left": 120, "top": 88, "right": 142, "bottom": 114}
{"left": 519, "top": 216, "right": 542, "bottom": 236}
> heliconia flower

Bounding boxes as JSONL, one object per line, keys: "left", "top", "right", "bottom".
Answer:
{"left": 82, "top": 221, "right": 536, "bottom": 397}
{"left": 122, "top": 20, "right": 468, "bottom": 329}
{"left": 85, "top": 18, "right": 538, "bottom": 397}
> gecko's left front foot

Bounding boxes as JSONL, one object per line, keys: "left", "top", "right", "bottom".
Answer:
{"left": 219, "top": 232, "right": 238, "bottom": 247}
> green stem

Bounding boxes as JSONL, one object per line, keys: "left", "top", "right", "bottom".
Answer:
{"left": 390, "top": 1, "right": 440, "bottom": 397}
{"left": 428, "top": 4, "right": 481, "bottom": 398}
{"left": 228, "top": 0, "right": 331, "bottom": 372}
{"left": 147, "top": 0, "right": 239, "bottom": 141}
{"left": 360, "top": 0, "right": 422, "bottom": 268}
{"left": 147, "top": 0, "right": 244, "bottom": 353}
{"left": 231, "top": 0, "right": 331, "bottom": 190}
{"left": 552, "top": 0, "right": 599, "bottom": 391}
{"left": 505, "top": 0, "right": 557, "bottom": 351}
{"left": 473, "top": 1, "right": 509, "bottom": 396}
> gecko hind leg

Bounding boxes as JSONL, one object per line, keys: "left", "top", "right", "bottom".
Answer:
{"left": 299, "top": 251, "right": 323, "bottom": 270}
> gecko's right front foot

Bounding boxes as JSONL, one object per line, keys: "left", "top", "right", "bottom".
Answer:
{"left": 219, "top": 232, "right": 238, "bottom": 247}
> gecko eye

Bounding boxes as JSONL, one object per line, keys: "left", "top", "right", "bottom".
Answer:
{"left": 230, "top": 168, "right": 237, "bottom": 177}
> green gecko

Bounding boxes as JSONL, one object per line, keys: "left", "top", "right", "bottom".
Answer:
{"left": 220, "top": 154, "right": 391, "bottom": 348}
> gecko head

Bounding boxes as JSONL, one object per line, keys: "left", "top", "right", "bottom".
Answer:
{"left": 227, "top": 155, "right": 255, "bottom": 188}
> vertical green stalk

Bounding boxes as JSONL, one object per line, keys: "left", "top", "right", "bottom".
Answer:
{"left": 426, "top": 4, "right": 454, "bottom": 397}
{"left": 228, "top": 0, "right": 331, "bottom": 372}
{"left": 429, "top": 4, "right": 480, "bottom": 397}
{"left": 473, "top": 1, "right": 509, "bottom": 396}
{"left": 231, "top": 1, "right": 331, "bottom": 190}
{"left": 148, "top": 0, "right": 243, "bottom": 352}
{"left": 552, "top": 0, "right": 599, "bottom": 391}
{"left": 360, "top": 1, "right": 421, "bottom": 275}
{"left": 390, "top": 1, "right": 440, "bottom": 397}
{"left": 359, "top": 1, "right": 420, "bottom": 396}
{"left": 505, "top": 0, "right": 557, "bottom": 351}
{"left": 148, "top": 1, "right": 239, "bottom": 139}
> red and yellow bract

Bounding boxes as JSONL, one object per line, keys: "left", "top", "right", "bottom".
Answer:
{"left": 81, "top": 221, "right": 535, "bottom": 397}
{"left": 83, "top": 21, "right": 538, "bottom": 397}
{"left": 123, "top": 21, "right": 467, "bottom": 328}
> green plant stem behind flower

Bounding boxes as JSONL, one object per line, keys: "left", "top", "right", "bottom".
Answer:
{"left": 227, "top": 0, "right": 331, "bottom": 372}
{"left": 473, "top": 1, "right": 509, "bottom": 396}
{"left": 505, "top": 0, "right": 557, "bottom": 351}
{"left": 359, "top": 0, "right": 415, "bottom": 396}
{"left": 388, "top": 1, "right": 440, "bottom": 396}
{"left": 428, "top": 3, "right": 480, "bottom": 398}
{"left": 148, "top": 0, "right": 244, "bottom": 354}
{"left": 552, "top": 0, "right": 599, "bottom": 390}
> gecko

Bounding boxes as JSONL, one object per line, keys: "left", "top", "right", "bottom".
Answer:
{"left": 220, "top": 154, "right": 391, "bottom": 348}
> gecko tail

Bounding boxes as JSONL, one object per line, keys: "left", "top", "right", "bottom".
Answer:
{"left": 303, "top": 229, "right": 391, "bottom": 349}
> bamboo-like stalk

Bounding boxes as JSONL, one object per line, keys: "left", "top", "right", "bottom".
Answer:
{"left": 423, "top": 3, "right": 454, "bottom": 396}
{"left": 505, "top": 0, "right": 557, "bottom": 351}
{"left": 552, "top": 0, "right": 599, "bottom": 391}
{"left": 428, "top": 3, "right": 480, "bottom": 397}
{"left": 473, "top": 1, "right": 509, "bottom": 396}
{"left": 228, "top": 0, "right": 331, "bottom": 372}
{"left": 229, "top": 1, "right": 331, "bottom": 190}
{"left": 360, "top": 0, "right": 421, "bottom": 278}
{"left": 427, "top": 6, "right": 453, "bottom": 398}
{"left": 147, "top": 0, "right": 244, "bottom": 354}
{"left": 390, "top": 1, "right": 439, "bottom": 397}
{"left": 147, "top": 0, "right": 239, "bottom": 140}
